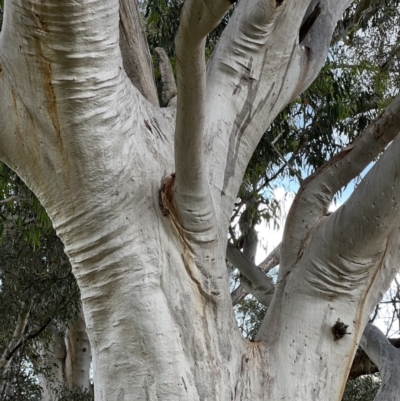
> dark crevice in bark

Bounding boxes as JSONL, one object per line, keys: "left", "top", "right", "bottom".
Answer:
{"left": 299, "top": 2, "right": 321, "bottom": 43}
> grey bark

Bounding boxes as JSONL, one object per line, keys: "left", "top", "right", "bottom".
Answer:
{"left": 154, "top": 47, "right": 177, "bottom": 107}
{"left": 227, "top": 244, "right": 275, "bottom": 307}
{"left": 361, "top": 324, "right": 400, "bottom": 401}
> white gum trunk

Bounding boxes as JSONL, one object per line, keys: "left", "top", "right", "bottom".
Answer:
{"left": 0, "top": 0, "right": 400, "bottom": 400}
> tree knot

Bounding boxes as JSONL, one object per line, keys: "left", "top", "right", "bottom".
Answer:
{"left": 332, "top": 318, "right": 350, "bottom": 341}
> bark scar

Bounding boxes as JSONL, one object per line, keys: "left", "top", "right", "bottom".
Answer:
{"left": 159, "top": 173, "right": 192, "bottom": 251}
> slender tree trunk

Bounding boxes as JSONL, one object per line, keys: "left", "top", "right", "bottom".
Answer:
{"left": 65, "top": 310, "right": 92, "bottom": 393}
{"left": 37, "top": 329, "right": 67, "bottom": 401}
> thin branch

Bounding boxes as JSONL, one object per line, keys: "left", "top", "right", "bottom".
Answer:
{"left": 259, "top": 243, "right": 281, "bottom": 273}
{"left": 268, "top": 140, "right": 303, "bottom": 183}
{"left": 25, "top": 318, "right": 53, "bottom": 342}
{"left": 0, "top": 196, "right": 18, "bottom": 205}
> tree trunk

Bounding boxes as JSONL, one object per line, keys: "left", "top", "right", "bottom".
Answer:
{"left": 36, "top": 328, "right": 67, "bottom": 401}
{"left": 36, "top": 315, "right": 92, "bottom": 400}
{"left": 65, "top": 310, "right": 92, "bottom": 393}
{"left": 1, "top": 0, "right": 400, "bottom": 400}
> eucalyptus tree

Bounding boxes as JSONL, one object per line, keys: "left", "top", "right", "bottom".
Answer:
{"left": 1, "top": 0, "right": 400, "bottom": 400}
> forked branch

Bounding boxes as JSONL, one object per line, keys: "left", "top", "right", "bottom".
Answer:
{"left": 283, "top": 93, "right": 400, "bottom": 269}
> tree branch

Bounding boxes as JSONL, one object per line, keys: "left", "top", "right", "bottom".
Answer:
{"left": 259, "top": 243, "right": 281, "bottom": 273}
{"left": 173, "top": 0, "right": 232, "bottom": 241}
{"left": 119, "top": 0, "right": 159, "bottom": 106}
{"left": 227, "top": 244, "right": 275, "bottom": 307}
{"left": 231, "top": 285, "right": 247, "bottom": 306}
{"left": 282, "top": 93, "right": 400, "bottom": 269}
{"left": 332, "top": 0, "right": 373, "bottom": 43}
{"left": 0, "top": 195, "right": 18, "bottom": 205}
{"left": 231, "top": 243, "right": 280, "bottom": 306}
{"left": 360, "top": 324, "right": 400, "bottom": 401}
{"left": 154, "top": 48, "right": 177, "bottom": 107}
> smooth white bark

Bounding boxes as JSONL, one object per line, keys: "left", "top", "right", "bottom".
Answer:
{"left": 205, "top": 0, "right": 353, "bottom": 233}
{"left": 0, "top": 0, "right": 399, "bottom": 400}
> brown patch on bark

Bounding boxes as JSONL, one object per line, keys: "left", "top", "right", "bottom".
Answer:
{"left": 31, "top": 34, "right": 72, "bottom": 193}
{"left": 34, "top": 12, "right": 46, "bottom": 31}
{"left": 160, "top": 175, "right": 214, "bottom": 300}
{"left": 41, "top": 56, "right": 62, "bottom": 142}
{"left": 181, "top": 250, "right": 210, "bottom": 300}
{"left": 159, "top": 173, "right": 176, "bottom": 217}
{"left": 159, "top": 174, "right": 192, "bottom": 249}
{"left": 11, "top": 89, "right": 24, "bottom": 150}
{"left": 30, "top": 21, "right": 63, "bottom": 153}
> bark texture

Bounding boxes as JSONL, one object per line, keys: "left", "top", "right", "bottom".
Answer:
{"left": 119, "top": 0, "right": 159, "bottom": 106}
